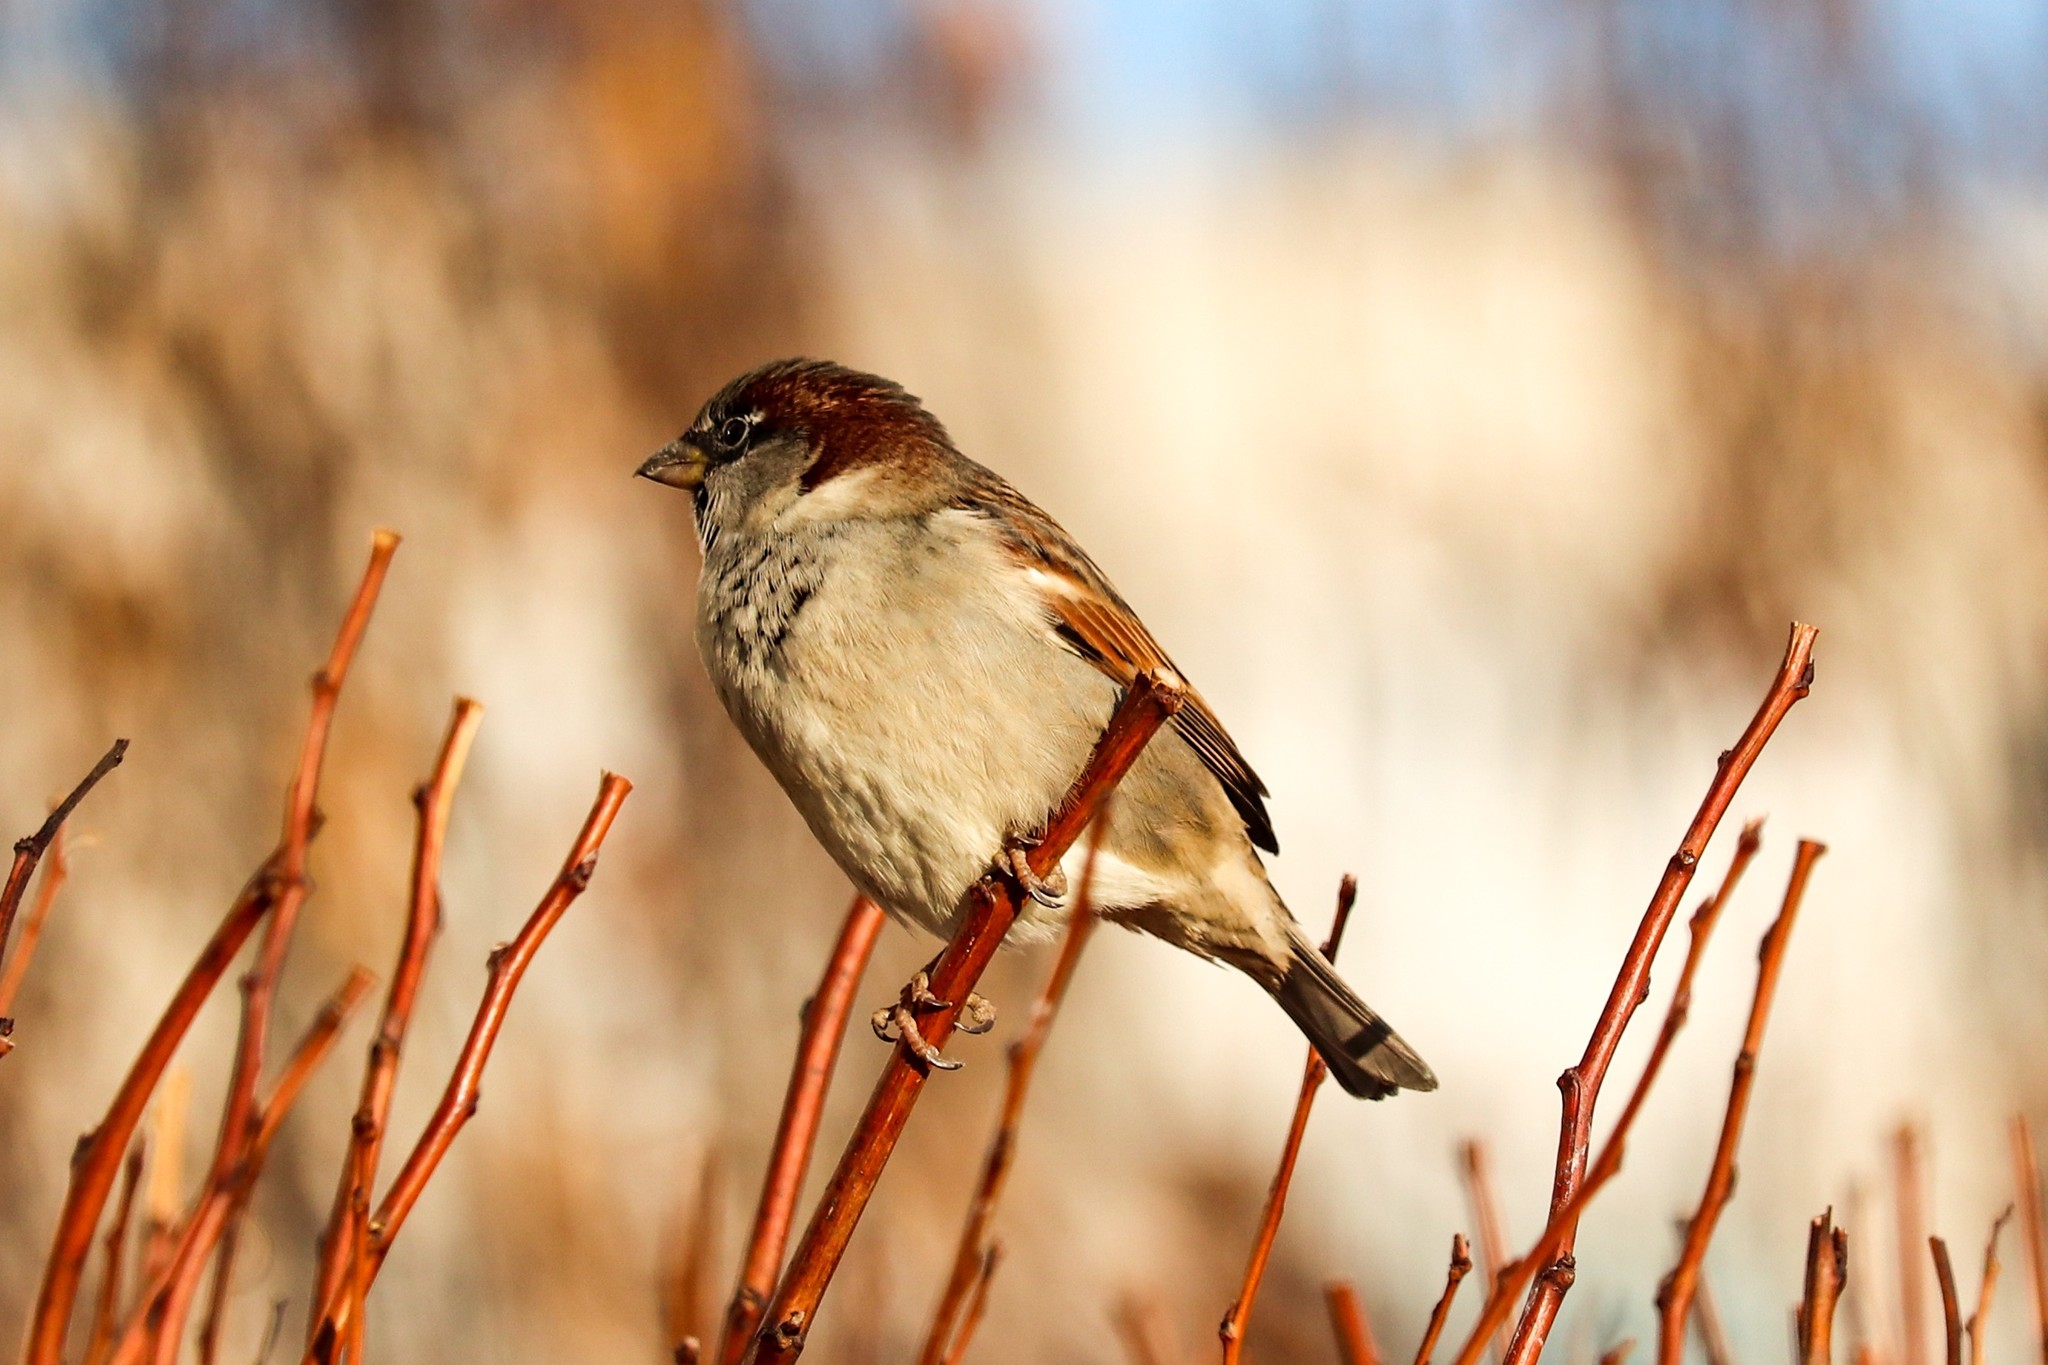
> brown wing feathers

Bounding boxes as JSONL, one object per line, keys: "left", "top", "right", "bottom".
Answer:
{"left": 954, "top": 476, "right": 1280, "bottom": 855}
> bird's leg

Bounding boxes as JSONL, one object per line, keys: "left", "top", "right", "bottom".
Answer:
{"left": 868, "top": 954, "right": 999, "bottom": 1067}
{"left": 876, "top": 997, "right": 959, "bottom": 1071}
{"left": 1004, "top": 837, "right": 1069, "bottom": 909}
{"left": 870, "top": 969, "right": 966, "bottom": 1070}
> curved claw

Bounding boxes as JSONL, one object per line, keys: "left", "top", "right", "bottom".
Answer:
{"left": 871, "top": 1004, "right": 901, "bottom": 1044}
{"left": 870, "top": 972, "right": 973, "bottom": 1070}
{"left": 955, "top": 992, "right": 998, "bottom": 1035}
{"left": 894, "top": 1006, "right": 962, "bottom": 1070}
{"left": 1005, "top": 845, "right": 1068, "bottom": 909}
{"left": 905, "top": 969, "right": 950, "bottom": 1011}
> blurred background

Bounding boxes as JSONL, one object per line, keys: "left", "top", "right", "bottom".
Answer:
{"left": 5, "top": 0, "right": 2048, "bottom": 1361}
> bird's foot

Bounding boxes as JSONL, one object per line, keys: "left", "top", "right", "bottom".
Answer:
{"left": 955, "top": 991, "right": 998, "bottom": 1034}
{"left": 870, "top": 970, "right": 974, "bottom": 1070}
{"left": 1004, "top": 840, "right": 1069, "bottom": 909}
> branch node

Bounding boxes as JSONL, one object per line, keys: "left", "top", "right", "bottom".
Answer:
{"left": 766, "top": 1310, "right": 807, "bottom": 1349}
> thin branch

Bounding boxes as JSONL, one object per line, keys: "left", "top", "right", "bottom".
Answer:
{"left": 1933, "top": 1238, "right": 1962, "bottom": 1365}
{"left": 141, "top": 1073, "right": 191, "bottom": 1293}
{"left": 197, "top": 1225, "right": 246, "bottom": 1365}
{"left": 304, "top": 772, "right": 634, "bottom": 1356}
{"left": 2014, "top": 1117, "right": 2048, "bottom": 1365}
{"left": 1655, "top": 839, "right": 1827, "bottom": 1365}
{"left": 714, "top": 895, "right": 886, "bottom": 1365}
{"left": 667, "top": 1149, "right": 725, "bottom": 1358}
{"left": 1599, "top": 1342, "right": 1636, "bottom": 1365}
{"left": 1898, "top": 1126, "right": 1932, "bottom": 1365}
{"left": 1326, "top": 1280, "right": 1382, "bottom": 1365}
{"left": 151, "top": 533, "right": 401, "bottom": 1364}
{"left": 113, "top": 967, "right": 376, "bottom": 1364}
{"left": 1489, "top": 623, "right": 1817, "bottom": 1365}
{"left": 310, "top": 697, "right": 483, "bottom": 1346}
{"left": 747, "top": 671, "right": 1185, "bottom": 1364}
{"left": 937, "top": 1244, "right": 1002, "bottom": 1365}
{"left": 373, "top": 771, "right": 630, "bottom": 1251}
{"left": 918, "top": 829, "right": 1112, "bottom": 1365}
{"left": 0, "top": 738, "right": 128, "bottom": 1000}
{"left": 1451, "top": 818, "right": 1766, "bottom": 1365}
{"left": 84, "top": 1142, "right": 147, "bottom": 1365}
{"left": 1459, "top": 1140, "right": 1513, "bottom": 1365}
{"left": 1219, "top": 876, "right": 1361, "bottom": 1363}
{"left": 1690, "top": 1242, "right": 1737, "bottom": 1365}
{"left": 0, "top": 825, "right": 71, "bottom": 1051}
{"left": 1415, "top": 1236, "right": 1474, "bottom": 1365}
{"left": 1800, "top": 1210, "right": 1849, "bottom": 1365}
{"left": 345, "top": 1167, "right": 367, "bottom": 1365}
{"left": 26, "top": 534, "right": 398, "bottom": 1365}
{"left": 1966, "top": 1207, "right": 2011, "bottom": 1365}
{"left": 190, "top": 968, "right": 377, "bottom": 1365}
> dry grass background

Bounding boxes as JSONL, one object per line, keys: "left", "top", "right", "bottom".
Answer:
{"left": 4, "top": 1, "right": 2048, "bottom": 1361}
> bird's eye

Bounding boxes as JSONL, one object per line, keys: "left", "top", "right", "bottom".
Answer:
{"left": 716, "top": 416, "right": 751, "bottom": 450}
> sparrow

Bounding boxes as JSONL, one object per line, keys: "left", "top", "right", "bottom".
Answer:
{"left": 636, "top": 359, "right": 1435, "bottom": 1099}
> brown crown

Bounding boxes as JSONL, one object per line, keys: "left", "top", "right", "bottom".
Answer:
{"left": 705, "top": 359, "right": 955, "bottom": 491}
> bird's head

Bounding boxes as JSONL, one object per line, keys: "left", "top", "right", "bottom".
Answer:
{"left": 636, "top": 359, "right": 959, "bottom": 544}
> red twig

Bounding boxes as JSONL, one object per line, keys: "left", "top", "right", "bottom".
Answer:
{"left": 1800, "top": 1209, "right": 1849, "bottom": 1365}
{"left": 160, "top": 533, "right": 398, "bottom": 1361}
{"left": 110, "top": 967, "right": 377, "bottom": 1365}
{"left": 305, "top": 771, "right": 633, "bottom": 1356}
{"left": 1599, "top": 1341, "right": 1636, "bottom": 1365}
{"left": 0, "top": 825, "right": 72, "bottom": 1045}
{"left": 375, "top": 771, "right": 630, "bottom": 1246}
{"left": 1219, "top": 876, "right": 1360, "bottom": 1363}
{"left": 715, "top": 896, "right": 886, "bottom": 1365}
{"left": 185, "top": 968, "right": 375, "bottom": 1365}
{"left": 2014, "top": 1117, "right": 2048, "bottom": 1365}
{"left": 668, "top": 1150, "right": 725, "bottom": 1359}
{"left": 1326, "top": 1280, "right": 1382, "bottom": 1365}
{"left": 345, "top": 1169, "right": 367, "bottom": 1365}
{"left": 25, "top": 534, "right": 397, "bottom": 1365}
{"left": 1898, "top": 1126, "right": 1932, "bottom": 1365}
{"left": 0, "top": 737, "right": 127, "bottom": 1014}
{"left": 1689, "top": 1234, "right": 1737, "bottom": 1365}
{"left": 746, "top": 670, "right": 1184, "bottom": 1363}
{"left": 917, "top": 829, "right": 1111, "bottom": 1365}
{"left": 84, "top": 1142, "right": 147, "bottom": 1365}
{"left": 1966, "top": 1207, "right": 2011, "bottom": 1365}
{"left": 1458, "top": 1141, "right": 1513, "bottom": 1365}
{"left": 1489, "top": 623, "right": 1817, "bottom": 1365}
{"left": 1656, "top": 838, "right": 1827, "bottom": 1365}
{"left": 310, "top": 697, "right": 484, "bottom": 1346}
{"left": 1415, "top": 1236, "right": 1474, "bottom": 1365}
{"left": 937, "top": 1244, "right": 1002, "bottom": 1365}
{"left": 196, "top": 1224, "right": 244, "bottom": 1365}
{"left": 140, "top": 1074, "right": 190, "bottom": 1294}
{"left": 1932, "top": 1238, "right": 1962, "bottom": 1365}
{"left": 1451, "top": 819, "right": 1766, "bottom": 1365}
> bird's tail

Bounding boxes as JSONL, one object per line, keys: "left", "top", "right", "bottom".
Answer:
{"left": 1269, "top": 926, "right": 1437, "bottom": 1100}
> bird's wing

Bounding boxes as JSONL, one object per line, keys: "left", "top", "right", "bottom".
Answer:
{"left": 951, "top": 472, "right": 1279, "bottom": 854}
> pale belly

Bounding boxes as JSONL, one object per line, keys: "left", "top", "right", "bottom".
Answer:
{"left": 697, "top": 515, "right": 1152, "bottom": 939}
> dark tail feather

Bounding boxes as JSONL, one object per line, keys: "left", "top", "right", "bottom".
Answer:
{"left": 1271, "top": 929, "right": 1437, "bottom": 1100}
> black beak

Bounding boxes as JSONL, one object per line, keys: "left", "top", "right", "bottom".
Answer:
{"left": 636, "top": 438, "right": 708, "bottom": 491}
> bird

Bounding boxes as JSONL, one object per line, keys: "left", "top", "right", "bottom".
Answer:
{"left": 636, "top": 358, "right": 1435, "bottom": 1099}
